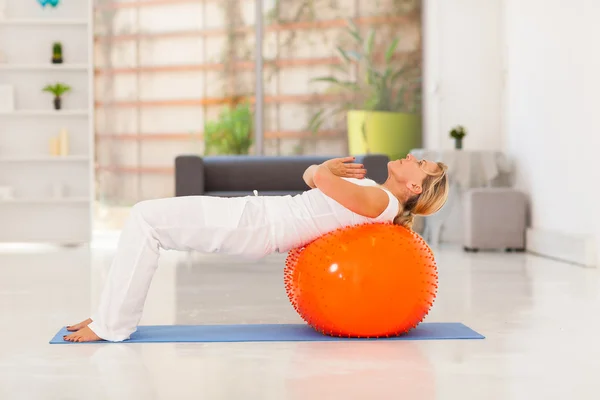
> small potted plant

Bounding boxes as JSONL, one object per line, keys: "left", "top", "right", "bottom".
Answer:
{"left": 42, "top": 83, "right": 71, "bottom": 110}
{"left": 52, "top": 42, "right": 63, "bottom": 64}
{"left": 449, "top": 125, "right": 466, "bottom": 150}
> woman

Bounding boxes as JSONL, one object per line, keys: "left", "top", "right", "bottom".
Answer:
{"left": 65, "top": 154, "right": 448, "bottom": 342}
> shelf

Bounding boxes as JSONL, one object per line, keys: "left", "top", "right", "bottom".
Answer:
{"left": 0, "top": 64, "right": 89, "bottom": 71}
{"left": 0, "top": 198, "right": 90, "bottom": 205}
{"left": 0, "top": 156, "right": 90, "bottom": 162}
{"left": 0, "top": 110, "right": 89, "bottom": 117}
{"left": 0, "top": 18, "right": 88, "bottom": 26}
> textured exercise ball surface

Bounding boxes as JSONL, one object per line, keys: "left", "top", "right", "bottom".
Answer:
{"left": 284, "top": 224, "right": 438, "bottom": 338}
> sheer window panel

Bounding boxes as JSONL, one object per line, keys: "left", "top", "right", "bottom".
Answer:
{"left": 140, "top": 141, "right": 196, "bottom": 168}
{"left": 263, "top": 31, "right": 278, "bottom": 60}
{"left": 263, "top": 104, "right": 278, "bottom": 132}
{"left": 262, "top": 66, "right": 279, "bottom": 96}
{"left": 279, "top": 103, "right": 345, "bottom": 132}
{"left": 203, "top": 1, "right": 227, "bottom": 30}
{"left": 138, "top": 37, "right": 205, "bottom": 65}
{"left": 138, "top": 4, "right": 204, "bottom": 33}
{"left": 95, "top": 74, "right": 139, "bottom": 103}
{"left": 277, "top": 29, "right": 339, "bottom": 59}
{"left": 138, "top": 72, "right": 205, "bottom": 100}
{"left": 138, "top": 108, "right": 205, "bottom": 134}
{"left": 95, "top": 108, "right": 140, "bottom": 136}
{"left": 362, "top": 0, "right": 421, "bottom": 16}
{"left": 204, "top": 36, "right": 229, "bottom": 64}
{"left": 239, "top": 0, "right": 256, "bottom": 26}
{"left": 277, "top": 65, "right": 333, "bottom": 95}
{"left": 140, "top": 174, "right": 176, "bottom": 201}
{"left": 96, "top": 8, "right": 139, "bottom": 36}
{"left": 277, "top": 104, "right": 313, "bottom": 132}
{"left": 93, "top": 41, "right": 139, "bottom": 69}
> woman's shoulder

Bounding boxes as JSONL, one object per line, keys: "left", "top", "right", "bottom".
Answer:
{"left": 340, "top": 177, "right": 399, "bottom": 221}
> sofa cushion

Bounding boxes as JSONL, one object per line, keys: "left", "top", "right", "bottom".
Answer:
{"left": 203, "top": 156, "right": 334, "bottom": 192}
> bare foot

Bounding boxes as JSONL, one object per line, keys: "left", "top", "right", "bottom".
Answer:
{"left": 66, "top": 318, "right": 92, "bottom": 332}
{"left": 64, "top": 326, "right": 103, "bottom": 343}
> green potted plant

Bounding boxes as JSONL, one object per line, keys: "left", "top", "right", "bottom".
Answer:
{"left": 52, "top": 42, "right": 63, "bottom": 64}
{"left": 204, "top": 103, "right": 253, "bottom": 155}
{"left": 309, "top": 20, "right": 422, "bottom": 161}
{"left": 42, "top": 83, "right": 71, "bottom": 110}
{"left": 449, "top": 125, "right": 466, "bottom": 149}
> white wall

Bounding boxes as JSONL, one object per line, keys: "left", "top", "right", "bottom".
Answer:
{"left": 423, "top": 0, "right": 504, "bottom": 150}
{"left": 504, "top": 0, "right": 600, "bottom": 265}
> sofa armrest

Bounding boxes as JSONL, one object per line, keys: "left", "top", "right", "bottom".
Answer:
{"left": 355, "top": 154, "right": 390, "bottom": 184}
{"left": 175, "top": 155, "right": 205, "bottom": 196}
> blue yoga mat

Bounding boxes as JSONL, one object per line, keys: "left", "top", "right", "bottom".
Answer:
{"left": 50, "top": 323, "right": 484, "bottom": 344}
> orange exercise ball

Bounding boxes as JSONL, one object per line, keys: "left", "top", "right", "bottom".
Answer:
{"left": 284, "top": 223, "right": 438, "bottom": 338}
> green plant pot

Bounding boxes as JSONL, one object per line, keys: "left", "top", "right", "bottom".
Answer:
{"left": 347, "top": 110, "right": 422, "bottom": 161}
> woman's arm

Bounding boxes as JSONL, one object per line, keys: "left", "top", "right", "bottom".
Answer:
{"left": 312, "top": 161, "right": 389, "bottom": 218}
{"left": 303, "top": 157, "right": 367, "bottom": 189}
{"left": 303, "top": 165, "right": 319, "bottom": 188}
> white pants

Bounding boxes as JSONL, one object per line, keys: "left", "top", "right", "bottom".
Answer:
{"left": 88, "top": 195, "right": 275, "bottom": 342}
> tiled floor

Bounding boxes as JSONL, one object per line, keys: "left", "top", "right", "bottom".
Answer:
{"left": 1, "top": 233, "right": 599, "bottom": 400}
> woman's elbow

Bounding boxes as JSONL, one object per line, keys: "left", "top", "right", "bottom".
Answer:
{"left": 303, "top": 165, "right": 318, "bottom": 188}
{"left": 312, "top": 165, "right": 330, "bottom": 188}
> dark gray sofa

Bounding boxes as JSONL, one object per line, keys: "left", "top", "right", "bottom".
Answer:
{"left": 174, "top": 154, "right": 390, "bottom": 197}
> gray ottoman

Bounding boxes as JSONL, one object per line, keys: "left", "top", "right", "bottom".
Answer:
{"left": 463, "top": 188, "right": 527, "bottom": 252}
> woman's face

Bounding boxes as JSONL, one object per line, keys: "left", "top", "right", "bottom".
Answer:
{"left": 388, "top": 154, "right": 438, "bottom": 194}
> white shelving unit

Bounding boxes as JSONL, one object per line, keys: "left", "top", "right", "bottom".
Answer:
{"left": 0, "top": 1, "right": 93, "bottom": 244}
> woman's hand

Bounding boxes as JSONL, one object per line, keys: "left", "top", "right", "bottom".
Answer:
{"left": 322, "top": 156, "right": 367, "bottom": 179}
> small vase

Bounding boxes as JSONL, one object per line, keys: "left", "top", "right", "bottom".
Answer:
{"left": 454, "top": 138, "right": 463, "bottom": 150}
{"left": 53, "top": 97, "right": 62, "bottom": 110}
{"left": 52, "top": 56, "right": 63, "bottom": 64}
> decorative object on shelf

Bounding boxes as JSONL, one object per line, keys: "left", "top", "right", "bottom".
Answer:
{"left": 0, "top": 84, "right": 14, "bottom": 112}
{"left": 204, "top": 103, "right": 253, "bottom": 155}
{"left": 42, "top": 83, "right": 71, "bottom": 110}
{"left": 52, "top": 42, "right": 63, "bottom": 64}
{"left": 0, "top": 186, "right": 14, "bottom": 200}
{"left": 49, "top": 136, "right": 59, "bottom": 156}
{"left": 49, "top": 128, "right": 69, "bottom": 156}
{"left": 37, "top": 0, "right": 61, "bottom": 8}
{"left": 309, "top": 20, "right": 422, "bottom": 161}
{"left": 449, "top": 125, "right": 467, "bottom": 150}
{"left": 58, "top": 128, "right": 69, "bottom": 156}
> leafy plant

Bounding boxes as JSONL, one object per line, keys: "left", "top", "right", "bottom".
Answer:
{"left": 308, "top": 20, "right": 422, "bottom": 133}
{"left": 204, "top": 103, "right": 253, "bottom": 155}
{"left": 42, "top": 83, "right": 71, "bottom": 98}
{"left": 449, "top": 125, "right": 467, "bottom": 140}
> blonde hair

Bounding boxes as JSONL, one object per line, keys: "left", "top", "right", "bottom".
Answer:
{"left": 394, "top": 162, "right": 449, "bottom": 229}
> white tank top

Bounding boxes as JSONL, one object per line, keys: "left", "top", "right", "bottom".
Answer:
{"left": 262, "top": 178, "right": 400, "bottom": 253}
